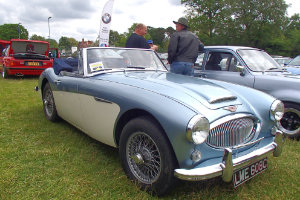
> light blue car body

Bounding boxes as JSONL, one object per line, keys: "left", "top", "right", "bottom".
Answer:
{"left": 37, "top": 47, "right": 283, "bottom": 188}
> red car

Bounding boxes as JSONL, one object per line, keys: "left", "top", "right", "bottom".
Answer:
{"left": 0, "top": 39, "right": 53, "bottom": 78}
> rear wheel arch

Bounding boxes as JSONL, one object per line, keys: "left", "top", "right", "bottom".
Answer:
{"left": 41, "top": 78, "right": 49, "bottom": 96}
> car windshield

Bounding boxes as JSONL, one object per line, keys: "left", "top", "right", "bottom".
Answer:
{"left": 288, "top": 56, "right": 300, "bottom": 66}
{"left": 238, "top": 49, "right": 283, "bottom": 71}
{"left": 86, "top": 48, "right": 166, "bottom": 75}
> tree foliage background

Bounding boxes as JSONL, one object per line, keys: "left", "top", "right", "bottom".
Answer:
{"left": 0, "top": 0, "right": 299, "bottom": 56}
{"left": 0, "top": 24, "right": 28, "bottom": 40}
{"left": 181, "top": 0, "right": 300, "bottom": 57}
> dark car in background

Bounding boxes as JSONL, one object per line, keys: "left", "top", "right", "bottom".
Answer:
{"left": 195, "top": 46, "right": 300, "bottom": 138}
{"left": 0, "top": 39, "right": 53, "bottom": 78}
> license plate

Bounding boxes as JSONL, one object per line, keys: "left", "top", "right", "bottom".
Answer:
{"left": 233, "top": 157, "right": 267, "bottom": 187}
{"left": 26, "top": 61, "right": 41, "bottom": 66}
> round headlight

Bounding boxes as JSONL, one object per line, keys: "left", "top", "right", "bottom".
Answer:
{"left": 187, "top": 115, "right": 210, "bottom": 144}
{"left": 270, "top": 100, "right": 284, "bottom": 121}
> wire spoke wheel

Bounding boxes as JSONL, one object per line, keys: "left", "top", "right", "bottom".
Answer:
{"left": 119, "top": 116, "right": 177, "bottom": 195}
{"left": 43, "top": 89, "right": 54, "bottom": 117}
{"left": 126, "top": 131, "right": 161, "bottom": 184}
{"left": 42, "top": 83, "right": 58, "bottom": 121}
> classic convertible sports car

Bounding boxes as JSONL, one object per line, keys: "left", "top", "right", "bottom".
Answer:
{"left": 195, "top": 46, "right": 300, "bottom": 138}
{"left": 36, "top": 47, "right": 284, "bottom": 195}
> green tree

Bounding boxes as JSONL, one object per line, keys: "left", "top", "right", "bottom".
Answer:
{"left": 30, "top": 34, "right": 58, "bottom": 48}
{"left": 182, "top": 0, "right": 231, "bottom": 44}
{"left": 68, "top": 37, "right": 78, "bottom": 47}
{"left": 0, "top": 24, "right": 28, "bottom": 40}
{"left": 182, "top": 0, "right": 289, "bottom": 49}
{"left": 116, "top": 33, "right": 128, "bottom": 47}
{"left": 109, "top": 30, "right": 120, "bottom": 46}
{"left": 48, "top": 39, "right": 59, "bottom": 48}
{"left": 147, "top": 27, "right": 166, "bottom": 47}
{"left": 58, "top": 36, "right": 72, "bottom": 50}
{"left": 231, "top": 0, "right": 288, "bottom": 48}
{"left": 30, "top": 34, "right": 46, "bottom": 41}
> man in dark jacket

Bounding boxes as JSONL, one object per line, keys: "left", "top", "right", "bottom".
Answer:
{"left": 125, "top": 23, "right": 158, "bottom": 51}
{"left": 168, "top": 17, "right": 204, "bottom": 76}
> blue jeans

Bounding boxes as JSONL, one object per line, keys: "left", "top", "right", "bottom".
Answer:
{"left": 170, "top": 62, "right": 194, "bottom": 76}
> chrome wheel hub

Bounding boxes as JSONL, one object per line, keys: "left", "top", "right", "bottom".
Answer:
{"left": 130, "top": 153, "right": 144, "bottom": 165}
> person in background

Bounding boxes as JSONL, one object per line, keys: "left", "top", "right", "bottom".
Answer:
{"left": 168, "top": 17, "right": 204, "bottom": 76}
{"left": 147, "top": 40, "right": 154, "bottom": 48}
{"left": 125, "top": 24, "right": 158, "bottom": 51}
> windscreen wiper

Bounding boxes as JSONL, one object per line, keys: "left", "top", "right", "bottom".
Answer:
{"left": 126, "top": 66, "right": 146, "bottom": 69}
{"left": 265, "top": 67, "right": 284, "bottom": 72}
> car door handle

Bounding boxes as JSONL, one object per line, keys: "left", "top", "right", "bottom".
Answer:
{"left": 94, "top": 97, "right": 112, "bottom": 104}
{"left": 54, "top": 80, "right": 61, "bottom": 85}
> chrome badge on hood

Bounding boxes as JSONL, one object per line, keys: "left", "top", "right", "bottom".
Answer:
{"left": 223, "top": 105, "right": 238, "bottom": 112}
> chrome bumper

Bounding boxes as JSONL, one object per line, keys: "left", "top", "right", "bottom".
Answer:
{"left": 174, "top": 132, "right": 284, "bottom": 182}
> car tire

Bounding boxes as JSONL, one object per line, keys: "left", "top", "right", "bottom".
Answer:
{"left": 42, "top": 82, "right": 59, "bottom": 122}
{"left": 119, "top": 116, "right": 178, "bottom": 196}
{"left": 2, "top": 66, "right": 8, "bottom": 78}
{"left": 279, "top": 102, "right": 300, "bottom": 138}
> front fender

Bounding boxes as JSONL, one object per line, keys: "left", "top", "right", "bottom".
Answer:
{"left": 269, "top": 89, "right": 300, "bottom": 104}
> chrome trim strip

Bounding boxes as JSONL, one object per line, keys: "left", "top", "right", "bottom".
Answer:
{"left": 210, "top": 113, "right": 256, "bottom": 129}
{"left": 209, "top": 95, "right": 237, "bottom": 104}
{"left": 174, "top": 132, "right": 283, "bottom": 182}
{"left": 232, "top": 137, "right": 264, "bottom": 149}
{"left": 94, "top": 97, "right": 112, "bottom": 104}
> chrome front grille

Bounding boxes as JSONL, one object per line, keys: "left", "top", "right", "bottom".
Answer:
{"left": 206, "top": 116, "right": 257, "bottom": 148}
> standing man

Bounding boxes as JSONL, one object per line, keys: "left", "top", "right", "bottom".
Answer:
{"left": 125, "top": 23, "right": 158, "bottom": 51}
{"left": 168, "top": 17, "right": 204, "bottom": 76}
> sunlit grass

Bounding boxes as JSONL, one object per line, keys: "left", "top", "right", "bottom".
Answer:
{"left": 0, "top": 77, "right": 299, "bottom": 199}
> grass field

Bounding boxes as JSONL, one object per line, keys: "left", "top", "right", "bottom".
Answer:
{"left": 0, "top": 77, "right": 299, "bottom": 200}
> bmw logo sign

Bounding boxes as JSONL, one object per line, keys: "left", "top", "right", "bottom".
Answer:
{"left": 102, "top": 13, "right": 111, "bottom": 24}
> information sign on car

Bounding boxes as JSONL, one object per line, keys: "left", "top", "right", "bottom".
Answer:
{"left": 233, "top": 157, "right": 267, "bottom": 187}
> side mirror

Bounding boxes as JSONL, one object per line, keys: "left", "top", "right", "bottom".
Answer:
{"left": 236, "top": 65, "right": 245, "bottom": 76}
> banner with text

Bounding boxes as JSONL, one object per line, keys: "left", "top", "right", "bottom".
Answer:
{"left": 99, "top": 0, "right": 114, "bottom": 47}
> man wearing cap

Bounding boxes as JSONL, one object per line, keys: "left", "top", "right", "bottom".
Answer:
{"left": 168, "top": 17, "right": 204, "bottom": 76}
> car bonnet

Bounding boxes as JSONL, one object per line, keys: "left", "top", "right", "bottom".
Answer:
{"left": 95, "top": 72, "right": 243, "bottom": 111}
